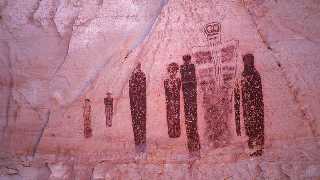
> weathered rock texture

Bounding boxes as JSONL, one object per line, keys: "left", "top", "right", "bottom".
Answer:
{"left": 0, "top": 0, "right": 320, "bottom": 179}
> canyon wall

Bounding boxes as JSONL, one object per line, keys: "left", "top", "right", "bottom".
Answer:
{"left": 0, "top": 0, "right": 320, "bottom": 179}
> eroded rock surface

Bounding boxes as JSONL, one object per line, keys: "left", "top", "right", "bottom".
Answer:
{"left": 1, "top": 0, "right": 320, "bottom": 179}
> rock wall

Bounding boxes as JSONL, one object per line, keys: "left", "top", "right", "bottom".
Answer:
{"left": 1, "top": 0, "right": 320, "bottom": 179}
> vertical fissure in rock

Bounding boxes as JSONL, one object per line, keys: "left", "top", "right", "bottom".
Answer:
{"left": 31, "top": 109, "right": 51, "bottom": 156}
{"left": 241, "top": 1, "right": 318, "bottom": 137}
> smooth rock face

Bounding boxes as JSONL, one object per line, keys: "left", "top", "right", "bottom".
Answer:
{"left": 1, "top": 0, "right": 320, "bottom": 179}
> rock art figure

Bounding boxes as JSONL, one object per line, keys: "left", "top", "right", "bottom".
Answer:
{"left": 234, "top": 54, "right": 265, "bottom": 156}
{"left": 83, "top": 99, "right": 93, "bottom": 138}
{"left": 164, "top": 62, "right": 181, "bottom": 138}
{"left": 204, "top": 22, "right": 221, "bottom": 46}
{"left": 104, "top": 92, "right": 113, "bottom": 127}
{"left": 202, "top": 80, "right": 231, "bottom": 148}
{"left": 234, "top": 83, "right": 241, "bottom": 136}
{"left": 129, "top": 63, "right": 147, "bottom": 153}
{"left": 180, "top": 55, "right": 201, "bottom": 157}
{"left": 193, "top": 41, "right": 238, "bottom": 149}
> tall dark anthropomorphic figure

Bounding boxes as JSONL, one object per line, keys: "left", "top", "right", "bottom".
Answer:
{"left": 234, "top": 53, "right": 265, "bottom": 156}
{"left": 129, "top": 63, "right": 147, "bottom": 153}
{"left": 104, "top": 92, "right": 113, "bottom": 127}
{"left": 83, "top": 99, "right": 92, "bottom": 138}
{"left": 164, "top": 62, "right": 181, "bottom": 138}
{"left": 180, "top": 54, "right": 201, "bottom": 157}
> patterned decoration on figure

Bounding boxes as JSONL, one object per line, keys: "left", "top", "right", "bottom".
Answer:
{"left": 83, "top": 99, "right": 92, "bottom": 138}
{"left": 204, "top": 22, "right": 222, "bottom": 47}
{"left": 104, "top": 92, "right": 113, "bottom": 127}
{"left": 192, "top": 39, "right": 239, "bottom": 148}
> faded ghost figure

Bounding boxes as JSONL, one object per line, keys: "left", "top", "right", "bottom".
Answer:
{"left": 164, "top": 62, "right": 181, "bottom": 138}
{"left": 201, "top": 80, "right": 231, "bottom": 148}
{"left": 83, "top": 99, "right": 92, "bottom": 138}
{"left": 180, "top": 55, "right": 201, "bottom": 157}
{"left": 234, "top": 54, "right": 265, "bottom": 156}
{"left": 104, "top": 92, "right": 113, "bottom": 127}
{"left": 129, "top": 63, "right": 147, "bottom": 153}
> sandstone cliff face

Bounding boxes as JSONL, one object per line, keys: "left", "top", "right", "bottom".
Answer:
{"left": 0, "top": 0, "right": 320, "bottom": 179}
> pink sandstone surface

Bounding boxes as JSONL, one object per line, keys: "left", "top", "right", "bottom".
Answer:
{"left": 0, "top": 0, "right": 320, "bottom": 179}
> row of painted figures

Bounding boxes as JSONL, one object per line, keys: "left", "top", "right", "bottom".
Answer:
{"left": 82, "top": 53, "right": 264, "bottom": 157}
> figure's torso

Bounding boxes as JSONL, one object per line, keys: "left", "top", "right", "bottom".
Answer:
{"left": 180, "top": 64, "right": 196, "bottom": 83}
{"left": 164, "top": 78, "right": 181, "bottom": 99}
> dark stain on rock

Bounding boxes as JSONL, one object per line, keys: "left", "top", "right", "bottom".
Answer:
{"left": 276, "top": 61, "right": 282, "bottom": 68}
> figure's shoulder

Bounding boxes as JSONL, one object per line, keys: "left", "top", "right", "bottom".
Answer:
{"left": 251, "top": 70, "right": 261, "bottom": 80}
{"left": 129, "top": 74, "right": 135, "bottom": 81}
{"left": 139, "top": 71, "right": 146, "bottom": 78}
{"left": 256, "top": 71, "right": 262, "bottom": 78}
{"left": 180, "top": 64, "right": 195, "bottom": 70}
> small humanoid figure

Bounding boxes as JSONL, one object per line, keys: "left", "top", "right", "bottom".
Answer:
{"left": 180, "top": 54, "right": 201, "bottom": 158}
{"left": 104, "top": 92, "right": 113, "bottom": 127}
{"left": 234, "top": 53, "right": 265, "bottom": 156}
{"left": 164, "top": 62, "right": 181, "bottom": 138}
{"left": 83, "top": 99, "right": 92, "bottom": 138}
{"left": 129, "top": 63, "right": 147, "bottom": 153}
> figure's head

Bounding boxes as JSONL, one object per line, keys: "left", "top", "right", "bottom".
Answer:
{"left": 106, "top": 92, "right": 112, "bottom": 97}
{"left": 85, "top": 99, "right": 90, "bottom": 104}
{"left": 182, "top": 54, "right": 191, "bottom": 64}
{"left": 243, "top": 53, "right": 255, "bottom": 69}
{"left": 135, "top": 62, "right": 141, "bottom": 70}
{"left": 167, "top": 62, "right": 179, "bottom": 77}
